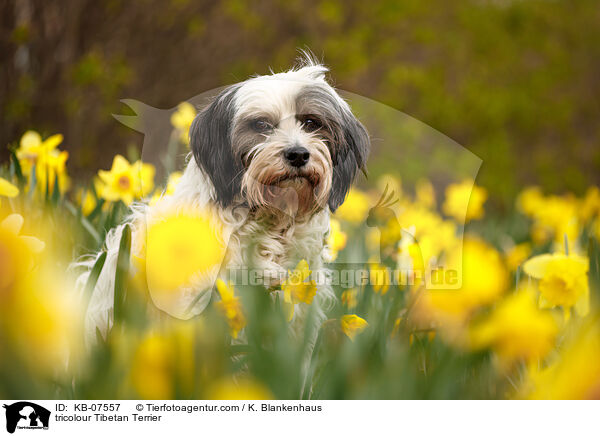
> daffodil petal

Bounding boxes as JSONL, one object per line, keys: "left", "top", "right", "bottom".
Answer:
{"left": 112, "top": 155, "right": 131, "bottom": 173}
{"left": 216, "top": 279, "right": 234, "bottom": 302}
{"left": 41, "top": 133, "right": 64, "bottom": 151}
{"left": 523, "top": 254, "right": 554, "bottom": 279}
{"left": 20, "top": 130, "right": 42, "bottom": 149}
{"left": 563, "top": 307, "right": 571, "bottom": 322}
{"left": 295, "top": 259, "right": 312, "bottom": 281}
{"left": 0, "top": 177, "right": 19, "bottom": 197}
{"left": 340, "top": 314, "right": 368, "bottom": 340}
{"left": 538, "top": 294, "right": 554, "bottom": 309}
{"left": 21, "top": 236, "right": 45, "bottom": 253}
{"left": 575, "top": 291, "right": 590, "bottom": 317}
{"left": 568, "top": 255, "right": 589, "bottom": 274}
{"left": 97, "top": 170, "right": 112, "bottom": 183}
{"left": 1, "top": 213, "right": 24, "bottom": 235}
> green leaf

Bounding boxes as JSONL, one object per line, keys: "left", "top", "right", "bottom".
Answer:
{"left": 51, "top": 174, "right": 61, "bottom": 206}
{"left": 9, "top": 150, "right": 25, "bottom": 187}
{"left": 83, "top": 251, "right": 107, "bottom": 308}
{"left": 87, "top": 198, "right": 106, "bottom": 221}
{"left": 28, "top": 163, "right": 37, "bottom": 199}
{"left": 44, "top": 163, "right": 50, "bottom": 203}
{"left": 106, "top": 201, "right": 123, "bottom": 231}
{"left": 113, "top": 224, "right": 132, "bottom": 324}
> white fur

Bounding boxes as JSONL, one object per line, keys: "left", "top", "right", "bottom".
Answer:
{"left": 77, "top": 64, "right": 342, "bottom": 347}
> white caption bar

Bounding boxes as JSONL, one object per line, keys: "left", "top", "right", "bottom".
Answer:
{"left": 0, "top": 400, "right": 594, "bottom": 435}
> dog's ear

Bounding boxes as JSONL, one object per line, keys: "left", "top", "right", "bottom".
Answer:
{"left": 328, "top": 113, "right": 370, "bottom": 211}
{"left": 190, "top": 85, "right": 242, "bottom": 207}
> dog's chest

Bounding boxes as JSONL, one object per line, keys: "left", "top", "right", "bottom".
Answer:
{"left": 229, "top": 212, "right": 328, "bottom": 277}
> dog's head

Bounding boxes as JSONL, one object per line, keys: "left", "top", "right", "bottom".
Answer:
{"left": 190, "top": 56, "right": 369, "bottom": 217}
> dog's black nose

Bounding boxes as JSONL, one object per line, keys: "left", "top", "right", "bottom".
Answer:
{"left": 284, "top": 146, "right": 310, "bottom": 168}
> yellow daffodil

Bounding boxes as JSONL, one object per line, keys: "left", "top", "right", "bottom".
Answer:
{"left": 170, "top": 102, "right": 196, "bottom": 145}
{"left": 536, "top": 196, "right": 579, "bottom": 246}
{"left": 0, "top": 214, "right": 45, "bottom": 295}
{"left": 340, "top": 314, "right": 368, "bottom": 340}
{"left": 367, "top": 206, "right": 402, "bottom": 249}
{"left": 207, "top": 377, "right": 273, "bottom": 400}
{"left": 415, "top": 179, "right": 436, "bottom": 209}
{"left": 442, "top": 179, "right": 487, "bottom": 222}
{"left": 415, "top": 223, "right": 458, "bottom": 265}
{"left": 0, "top": 212, "right": 79, "bottom": 374}
{"left": 16, "top": 130, "right": 63, "bottom": 174}
{"left": 0, "top": 177, "right": 19, "bottom": 207}
{"left": 440, "top": 237, "right": 508, "bottom": 308}
{"left": 376, "top": 174, "right": 402, "bottom": 200}
{"left": 282, "top": 259, "right": 317, "bottom": 305}
{"left": 523, "top": 252, "right": 589, "bottom": 319}
{"left": 327, "top": 218, "right": 347, "bottom": 261}
{"left": 131, "top": 332, "right": 174, "bottom": 399}
{"left": 504, "top": 242, "right": 531, "bottom": 271}
{"left": 522, "top": 319, "right": 600, "bottom": 399}
{"left": 37, "top": 148, "right": 70, "bottom": 194}
{"left": 2, "top": 271, "right": 81, "bottom": 374}
{"left": 470, "top": 291, "right": 558, "bottom": 367}
{"left": 397, "top": 206, "right": 443, "bottom": 240}
{"left": 215, "top": 279, "right": 246, "bottom": 339}
{"left": 411, "top": 238, "right": 508, "bottom": 339}
{"left": 397, "top": 236, "right": 426, "bottom": 286}
{"left": 96, "top": 155, "right": 155, "bottom": 205}
{"left": 16, "top": 130, "right": 70, "bottom": 195}
{"left": 517, "top": 187, "right": 579, "bottom": 245}
{"left": 145, "top": 208, "right": 226, "bottom": 317}
{"left": 341, "top": 288, "right": 358, "bottom": 309}
{"left": 334, "top": 188, "right": 370, "bottom": 224}
{"left": 1, "top": 213, "right": 45, "bottom": 253}
{"left": 397, "top": 206, "right": 458, "bottom": 265}
{"left": 130, "top": 323, "right": 195, "bottom": 399}
{"left": 76, "top": 189, "right": 97, "bottom": 216}
{"left": 517, "top": 186, "right": 545, "bottom": 216}
{"left": 369, "top": 261, "right": 390, "bottom": 294}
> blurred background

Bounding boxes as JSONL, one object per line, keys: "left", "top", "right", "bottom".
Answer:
{"left": 1, "top": 0, "right": 599, "bottom": 210}
{"left": 2, "top": 0, "right": 600, "bottom": 401}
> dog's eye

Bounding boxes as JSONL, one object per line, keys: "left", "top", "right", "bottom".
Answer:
{"left": 301, "top": 116, "right": 322, "bottom": 132}
{"left": 251, "top": 119, "right": 272, "bottom": 133}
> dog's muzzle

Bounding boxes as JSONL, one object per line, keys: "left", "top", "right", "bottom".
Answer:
{"left": 284, "top": 146, "right": 310, "bottom": 168}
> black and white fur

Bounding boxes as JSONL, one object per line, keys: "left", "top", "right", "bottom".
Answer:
{"left": 78, "top": 57, "right": 370, "bottom": 346}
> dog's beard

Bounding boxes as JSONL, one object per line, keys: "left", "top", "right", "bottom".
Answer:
{"left": 264, "top": 176, "right": 318, "bottom": 217}
{"left": 241, "top": 140, "right": 332, "bottom": 218}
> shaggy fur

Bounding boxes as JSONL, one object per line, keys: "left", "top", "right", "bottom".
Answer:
{"left": 76, "top": 56, "right": 370, "bottom": 347}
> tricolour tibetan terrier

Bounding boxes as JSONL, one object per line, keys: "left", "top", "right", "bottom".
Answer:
{"left": 79, "top": 55, "right": 370, "bottom": 344}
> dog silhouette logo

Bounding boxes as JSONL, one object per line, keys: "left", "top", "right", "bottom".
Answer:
{"left": 2, "top": 402, "right": 50, "bottom": 434}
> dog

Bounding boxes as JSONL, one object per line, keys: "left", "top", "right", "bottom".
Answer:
{"left": 78, "top": 54, "right": 370, "bottom": 346}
